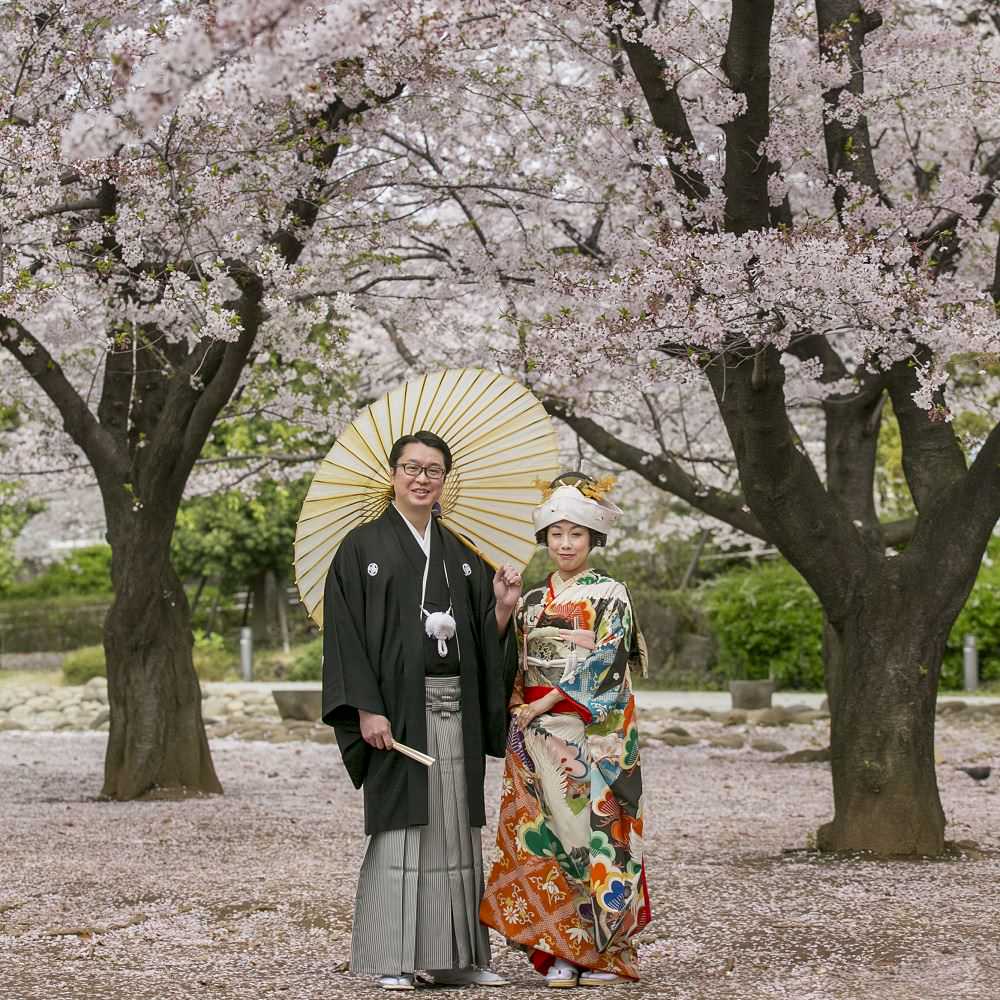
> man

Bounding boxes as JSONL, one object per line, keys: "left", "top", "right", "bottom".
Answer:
{"left": 322, "top": 429, "right": 522, "bottom": 989}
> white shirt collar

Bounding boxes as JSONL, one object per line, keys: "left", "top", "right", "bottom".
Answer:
{"left": 392, "top": 502, "right": 432, "bottom": 557}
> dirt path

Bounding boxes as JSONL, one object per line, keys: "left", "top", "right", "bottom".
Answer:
{"left": 1, "top": 717, "right": 997, "bottom": 1000}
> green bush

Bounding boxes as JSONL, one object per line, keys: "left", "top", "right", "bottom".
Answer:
{"left": 192, "top": 629, "right": 237, "bottom": 681}
{"left": 703, "top": 560, "right": 825, "bottom": 689}
{"left": 943, "top": 547, "right": 1000, "bottom": 690}
{"left": 172, "top": 479, "right": 307, "bottom": 594}
{"left": 628, "top": 585, "right": 721, "bottom": 688}
{"left": 288, "top": 636, "right": 323, "bottom": 681}
{"left": 62, "top": 644, "right": 107, "bottom": 685}
{"left": 61, "top": 630, "right": 237, "bottom": 685}
{"left": 0, "top": 594, "right": 108, "bottom": 653}
{"left": 6, "top": 545, "right": 112, "bottom": 599}
{"left": 0, "top": 486, "right": 43, "bottom": 594}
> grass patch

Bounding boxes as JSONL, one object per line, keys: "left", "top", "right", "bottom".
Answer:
{"left": 0, "top": 669, "right": 63, "bottom": 688}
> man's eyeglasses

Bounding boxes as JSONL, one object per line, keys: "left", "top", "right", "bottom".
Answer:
{"left": 394, "top": 462, "right": 446, "bottom": 481}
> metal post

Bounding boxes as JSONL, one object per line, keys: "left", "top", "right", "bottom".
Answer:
{"left": 963, "top": 634, "right": 978, "bottom": 692}
{"left": 276, "top": 578, "right": 291, "bottom": 655}
{"left": 240, "top": 626, "right": 253, "bottom": 682}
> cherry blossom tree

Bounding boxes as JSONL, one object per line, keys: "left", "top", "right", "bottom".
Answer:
{"left": 0, "top": 0, "right": 455, "bottom": 799}
{"left": 3, "top": 0, "right": 999, "bottom": 857}
{"left": 324, "top": 1, "right": 1000, "bottom": 855}
{"left": 532, "top": 0, "right": 1000, "bottom": 857}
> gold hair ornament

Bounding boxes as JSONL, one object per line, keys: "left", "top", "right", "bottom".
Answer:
{"left": 533, "top": 478, "right": 556, "bottom": 500}
{"left": 579, "top": 474, "right": 616, "bottom": 501}
{"left": 533, "top": 474, "right": 616, "bottom": 502}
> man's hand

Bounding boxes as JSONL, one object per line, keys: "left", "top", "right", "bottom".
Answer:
{"left": 494, "top": 564, "right": 523, "bottom": 634}
{"left": 493, "top": 563, "right": 523, "bottom": 609}
{"left": 359, "top": 710, "right": 394, "bottom": 750}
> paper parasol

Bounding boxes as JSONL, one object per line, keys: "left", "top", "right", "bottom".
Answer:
{"left": 294, "top": 368, "right": 561, "bottom": 626}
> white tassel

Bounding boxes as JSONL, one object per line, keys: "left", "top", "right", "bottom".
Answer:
{"left": 425, "top": 610, "right": 457, "bottom": 657}
{"left": 561, "top": 648, "right": 578, "bottom": 684}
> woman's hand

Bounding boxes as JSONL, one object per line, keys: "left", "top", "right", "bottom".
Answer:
{"left": 358, "top": 710, "right": 394, "bottom": 750}
{"left": 512, "top": 702, "right": 544, "bottom": 731}
{"left": 512, "top": 688, "right": 562, "bottom": 730}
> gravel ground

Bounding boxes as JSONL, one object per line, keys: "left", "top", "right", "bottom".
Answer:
{"left": 1, "top": 712, "right": 998, "bottom": 1000}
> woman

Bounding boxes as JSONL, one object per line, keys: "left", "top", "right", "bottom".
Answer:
{"left": 480, "top": 474, "right": 651, "bottom": 987}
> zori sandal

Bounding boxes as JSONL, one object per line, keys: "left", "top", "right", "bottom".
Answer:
{"left": 377, "top": 975, "right": 416, "bottom": 990}
{"left": 545, "top": 958, "right": 580, "bottom": 989}
{"left": 578, "top": 969, "right": 627, "bottom": 986}
{"left": 429, "top": 968, "right": 510, "bottom": 987}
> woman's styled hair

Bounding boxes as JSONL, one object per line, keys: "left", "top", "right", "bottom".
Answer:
{"left": 534, "top": 472, "right": 608, "bottom": 548}
{"left": 388, "top": 430, "right": 453, "bottom": 474}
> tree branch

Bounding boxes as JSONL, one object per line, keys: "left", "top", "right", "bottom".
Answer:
{"left": 0, "top": 317, "right": 127, "bottom": 482}
{"left": 269, "top": 97, "right": 371, "bottom": 266}
{"left": 543, "top": 397, "right": 768, "bottom": 541}
{"left": 913, "top": 144, "right": 1000, "bottom": 274}
{"left": 784, "top": 331, "right": 849, "bottom": 382}
{"left": 553, "top": 217, "right": 608, "bottom": 263}
{"left": 960, "top": 418, "right": 1000, "bottom": 531}
{"left": 901, "top": 414, "right": 1000, "bottom": 626}
{"left": 821, "top": 374, "right": 886, "bottom": 539}
{"left": 703, "top": 346, "right": 868, "bottom": 617}
{"left": 814, "top": 0, "right": 888, "bottom": 217}
{"left": 784, "top": 332, "right": 898, "bottom": 541}
{"left": 720, "top": 0, "right": 776, "bottom": 235}
{"left": 882, "top": 516, "right": 916, "bottom": 549}
{"left": 991, "top": 230, "right": 1000, "bottom": 304}
{"left": 22, "top": 198, "right": 103, "bottom": 223}
{"left": 381, "top": 130, "right": 493, "bottom": 253}
{"left": 884, "top": 355, "right": 968, "bottom": 513}
{"left": 171, "top": 272, "right": 265, "bottom": 499}
{"left": 194, "top": 451, "right": 326, "bottom": 466}
{"left": 377, "top": 315, "right": 418, "bottom": 367}
{"left": 149, "top": 94, "right": 367, "bottom": 500}
{"left": 611, "top": 0, "right": 710, "bottom": 207}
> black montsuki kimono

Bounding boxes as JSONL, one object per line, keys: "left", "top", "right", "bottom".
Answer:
{"left": 322, "top": 505, "right": 517, "bottom": 835}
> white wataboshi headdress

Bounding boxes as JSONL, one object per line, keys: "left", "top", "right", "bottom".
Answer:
{"left": 532, "top": 482, "right": 622, "bottom": 536}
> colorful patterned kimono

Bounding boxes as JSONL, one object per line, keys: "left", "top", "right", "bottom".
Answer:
{"left": 479, "top": 569, "right": 651, "bottom": 979}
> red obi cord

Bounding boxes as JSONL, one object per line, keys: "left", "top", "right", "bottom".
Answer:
{"left": 523, "top": 685, "right": 592, "bottom": 724}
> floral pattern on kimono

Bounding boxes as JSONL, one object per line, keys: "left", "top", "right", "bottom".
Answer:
{"left": 479, "top": 570, "right": 651, "bottom": 979}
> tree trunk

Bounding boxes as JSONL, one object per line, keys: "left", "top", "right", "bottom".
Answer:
{"left": 251, "top": 569, "right": 281, "bottom": 646}
{"left": 818, "top": 572, "right": 945, "bottom": 855}
{"left": 101, "top": 507, "right": 221, "bottom": 800}
{"left": 699, "top": 346, "right": 967, "bottom": 856}
{"left": 3, "top": 93, "right": 365, "bottom": 802}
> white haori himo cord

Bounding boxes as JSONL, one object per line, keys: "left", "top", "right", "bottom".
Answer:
{"left": 425, "top": 611, "right": 457, "bottom": 656}
{"left": 420, "top": 533, "right": 456, "bottom": 657}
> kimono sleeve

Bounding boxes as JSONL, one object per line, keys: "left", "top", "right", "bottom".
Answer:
{"left": 469, "top": 552, "right": 519, "bottom": 758}
{"left": 321, "top": 532, "right": 386, "bottom": 722}
{"left": 321, "top": 532, "right": 384, "bottom": 787}
{"left": 508, "top": 597, "right": 527, "bottom": 710}
{"left": 556, "top": 581, "right": 634, "bottom": 726}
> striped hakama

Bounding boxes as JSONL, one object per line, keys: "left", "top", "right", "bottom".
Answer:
{"left": 350, "top": 676, "right": 491, "bottom": 976}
